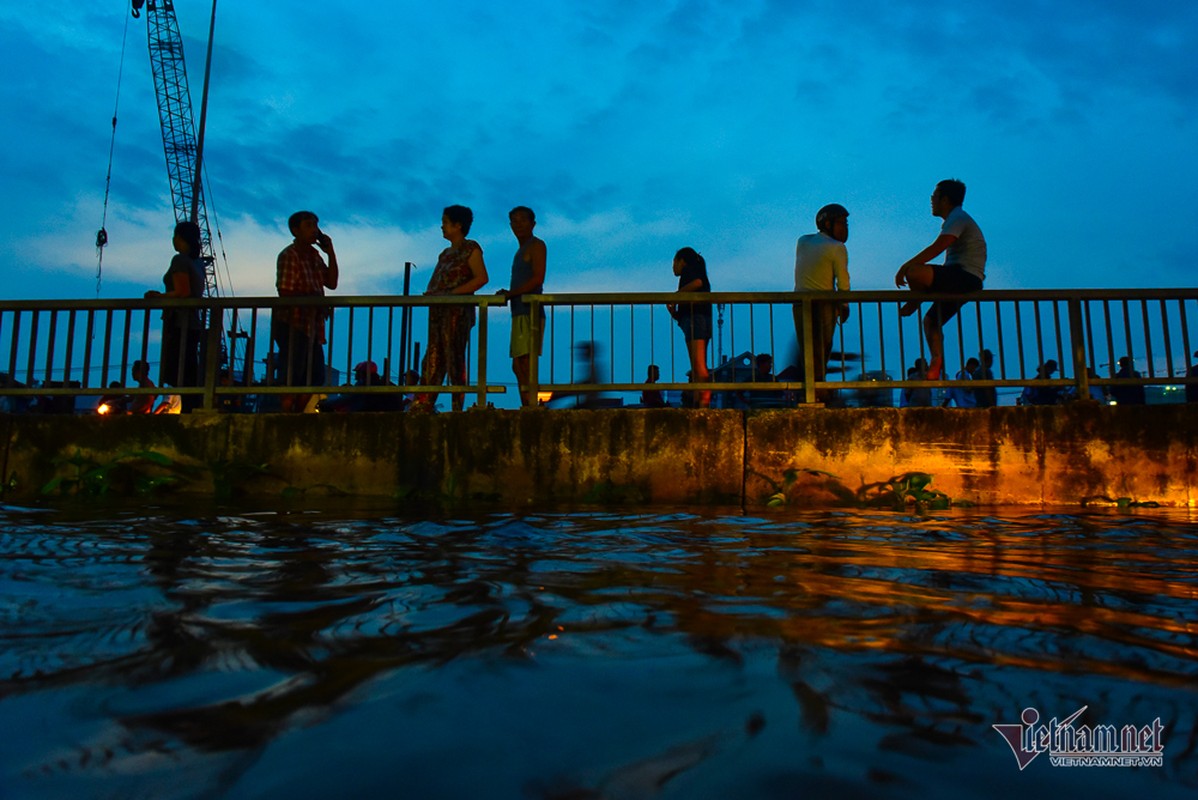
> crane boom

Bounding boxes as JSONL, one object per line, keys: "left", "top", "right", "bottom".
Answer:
{"left": 131, "top": 0, "right": 218, "bottom": 297}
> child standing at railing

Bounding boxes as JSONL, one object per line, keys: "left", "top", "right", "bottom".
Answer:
{"left": 667, "top": 247, "right": 712, "bottom": 408}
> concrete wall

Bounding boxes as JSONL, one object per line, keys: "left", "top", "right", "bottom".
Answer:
{"left": 2, "top": 406, "right": 1195, "bottom": 507}
{"left": 745, "top": 406, "right": 1196, "bottom": 507}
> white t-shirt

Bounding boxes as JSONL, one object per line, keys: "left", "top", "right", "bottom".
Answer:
{"left": 154, "top": 394, "right": 182, "bottom": 414}
{"left": 941, "top": 206, "right": 987, "bottom": 281}
{"left": 794, "top": 232, "right": 850, "bottom": 292}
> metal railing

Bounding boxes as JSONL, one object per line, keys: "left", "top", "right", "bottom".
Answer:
{"left": 0, "top": 295, "right": 507, "bottom": 413}
{"left": 523, "top": 289, "right": 1198, "bottom": 408}
{"left": 2, "top": 289, "right": 1196, "bottom": 412}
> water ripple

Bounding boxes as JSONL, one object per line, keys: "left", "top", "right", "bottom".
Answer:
{"left": 1, "top": 505, "right": 1196, "bottom": 798}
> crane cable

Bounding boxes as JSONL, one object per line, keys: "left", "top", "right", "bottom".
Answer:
{"left": 204, "top": 172, "right": 236, "bottom": 298}
{"left": 202, "top": 170, "right": 251, "bottom": 377}
{"left": 96, "top": 9, "right": 134, "bottom": 297}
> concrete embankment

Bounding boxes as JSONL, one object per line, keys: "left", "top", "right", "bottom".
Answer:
{"left": 1, "top": 406, "right": 1194, "bottom": 507}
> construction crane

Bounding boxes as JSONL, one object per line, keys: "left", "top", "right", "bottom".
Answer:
{"left": 130, "top": 0, "right": 219, "bottom": 298}
{"left": 125, "top": 0, "right": 254, "bottom": 382}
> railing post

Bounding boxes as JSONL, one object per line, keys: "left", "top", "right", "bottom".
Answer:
{"left": 399, "top": 262, "right": 413, "bottom": 379}
{"left": 199, "top": 305, "right": 223, "bottom": 413}
{"left": 799, "top": 295, "right": 818, "bottom": 405}
{"left": 476, "top": 298, "right": 488, "bottom": 410}
{"left": 1067, "top": 296, "right": 1090, "bottom": 401}
{"left": 528, "top": 296, "right": 540, "bottom": 407}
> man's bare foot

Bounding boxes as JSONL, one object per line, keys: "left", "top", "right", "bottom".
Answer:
{"left": 899, "top": 301, "right": 920, "bottom": 317}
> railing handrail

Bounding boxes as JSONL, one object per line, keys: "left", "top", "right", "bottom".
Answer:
{"left": 3, "top": 289, "right": 1196, "bottom": 412}
{"left": 526, "top": 288, "right": 1198, "bottom": 303}
{"left": 0, "top": 294, "right": 513, "bottom": 312}
{"left": 5, "top": 286, "right": 1198, "bottom": 312}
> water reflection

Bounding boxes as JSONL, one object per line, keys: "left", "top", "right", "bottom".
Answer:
{"left": 1, "top": 506, "right": 1196, "bottom": 798}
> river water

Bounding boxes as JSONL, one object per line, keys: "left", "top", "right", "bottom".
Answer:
{"left": 1, "top": 504, "right": 1195, "bottom": 799}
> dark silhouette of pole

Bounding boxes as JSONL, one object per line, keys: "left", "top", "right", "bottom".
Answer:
{"left": 399, "top": 262, "right": 414, "bottom": 379}
{"left": 190, "top": 0, "right": 217, "bottom": 226}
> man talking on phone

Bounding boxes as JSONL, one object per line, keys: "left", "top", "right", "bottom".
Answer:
{"left": 274, "top": 210, "right": 340, "bottom": 412}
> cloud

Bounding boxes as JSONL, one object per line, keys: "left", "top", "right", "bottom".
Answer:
{"left": 3, "top": 0, "right": 1198, "bottom": 309}
{"left": 20, "top": 194, "right": 166, "bottom": 297}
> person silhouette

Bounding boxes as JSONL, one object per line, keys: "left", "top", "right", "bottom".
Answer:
{"left": 895, "top": 179, "right": 986, "bottom": 381}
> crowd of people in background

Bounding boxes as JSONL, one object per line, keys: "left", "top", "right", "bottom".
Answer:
{"left": 65, "top": 177, "right": 1165, "bottom": 414}
{"left": 255, "top": 178, "right": 986, "bottom": 413}
{"left": 885, "top": 349, "right": 1155, "bottom": 409}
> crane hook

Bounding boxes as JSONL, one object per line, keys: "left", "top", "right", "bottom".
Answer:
{"left": 131, "top": 0, "right": 145, "bottom": 19}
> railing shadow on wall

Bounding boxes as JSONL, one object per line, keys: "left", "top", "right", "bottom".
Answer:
{"left": 1, "top": 289, "right": 1196, "bottom": 413}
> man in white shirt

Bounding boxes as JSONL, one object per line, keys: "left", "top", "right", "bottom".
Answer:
{"left": 895, "top": 179, "right": 986, "bottom": 380}
{"left": 793, "top": 203, "right": 851, "bottom": 398}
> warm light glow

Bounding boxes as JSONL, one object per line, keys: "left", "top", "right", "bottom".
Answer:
{"left": 96, "top": 403, "right": 111, "bottom": 415}
{"left": 536, "top": 392, "right": 553, "bottom": 404}
{"left": 156, "top": 395, "right": 183, "bottom": 414}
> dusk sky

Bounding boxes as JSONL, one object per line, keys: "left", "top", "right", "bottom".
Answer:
{"left": 2, "top": 1, "right": 1196, "bottom": 305}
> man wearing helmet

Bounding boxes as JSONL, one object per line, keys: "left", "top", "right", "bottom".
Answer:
{"left": 794, "top": 203, "right": 851, "bottom": 400}
{"left": 894, "top": 179, "right": 986, "bottom": 381}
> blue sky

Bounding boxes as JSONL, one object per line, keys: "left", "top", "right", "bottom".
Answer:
{"left": 2, "top": 1, "right": 1196, "bottom": 305}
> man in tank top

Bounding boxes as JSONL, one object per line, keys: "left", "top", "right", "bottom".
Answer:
{"left": 498, "top": 206, "right": 547, "bottom": 407}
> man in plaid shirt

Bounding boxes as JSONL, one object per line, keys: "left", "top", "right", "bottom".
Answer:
{"left": 274, "top": 210, "right": 339, "bottom": 412}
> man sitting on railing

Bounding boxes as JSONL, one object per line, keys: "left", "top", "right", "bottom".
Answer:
{"left": 274, "top": 210, "right": 340, "bottom": 413}
{"left": 894, "top": 179, "right": 987, "bottom": 381}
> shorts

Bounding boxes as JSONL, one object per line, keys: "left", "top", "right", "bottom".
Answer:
{"left": 510, "top": 312, "right": 545, "bottom": 358}
{"left": 926, "top": 264, "right": 983, "bottom": 326}
{"left": 273, "top": 322, "right": 326, "bottom": 387}
{"left": 159, "top": 323, "right": 201, "bottom": 388}
{"left": 676, "top": 311, "right": 713, "bottom": 342}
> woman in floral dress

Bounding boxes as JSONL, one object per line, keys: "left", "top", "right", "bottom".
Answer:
{"left": 413, "top": 205, "right": 488, "bottom": 412}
